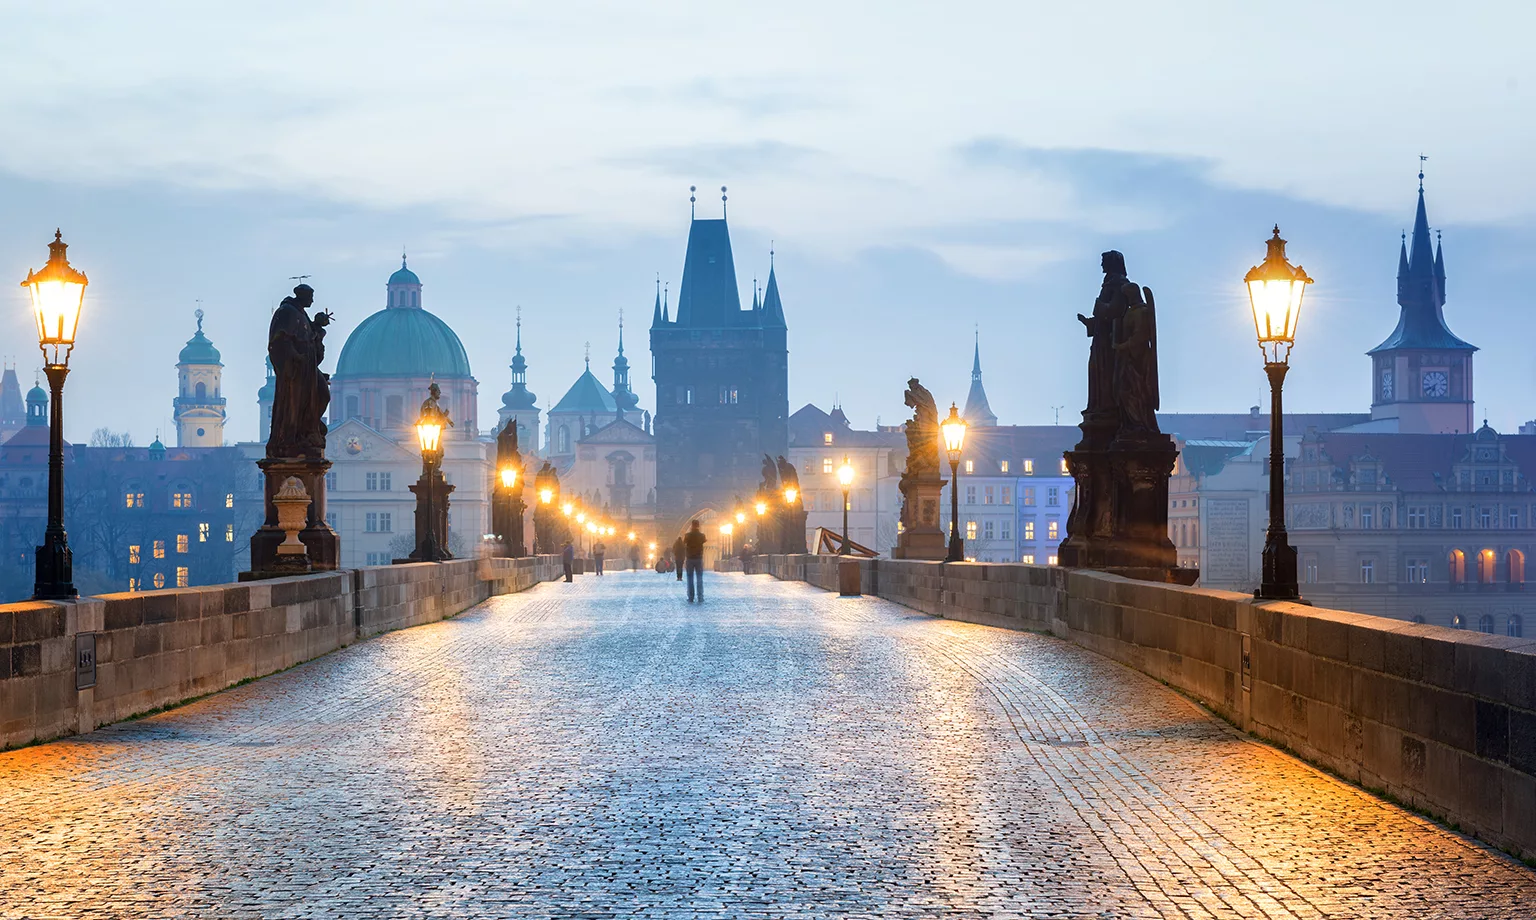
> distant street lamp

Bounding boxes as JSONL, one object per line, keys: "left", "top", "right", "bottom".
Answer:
{"left": 720, "top": 521, "right": 734, "bottom": 556}
{"left": 941, "top": 403, "right": 968, "bottom": 563}
{"left": 497, "top": 465, "right": 525, "bottom": 557}
{"left": 1246, "top": 225, "right": 1313, "bottom": 601}
{"left": 408, "top": 399, "right": 450, "bottom": 562}
{"left": 24, "top": 231, "right": 88, "bottom": 599}
{"left": 837, "top": 457, "right": 855, "bottom": 555}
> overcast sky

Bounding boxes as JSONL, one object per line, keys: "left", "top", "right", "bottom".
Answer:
{"left": 2, "top": 1, "right": 1532, "bottom": 442}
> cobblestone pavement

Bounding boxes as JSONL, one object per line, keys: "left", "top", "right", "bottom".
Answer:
{"left": 2, "top": 573, "right": 1533, "bottom": 919}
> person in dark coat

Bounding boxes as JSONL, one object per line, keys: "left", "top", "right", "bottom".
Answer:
{"left": 683, "top": 520, "right": 707, "bottom": 603}
{"left": 561, "top": 541, "right": 575, "bottom": 583}
{"left": 672, "top": 535, "right": 686, "bottom": 582}
{"left": 593, "top": 540, "right": 606, "bottom": 576}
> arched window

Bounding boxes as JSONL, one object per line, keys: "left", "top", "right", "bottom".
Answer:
{"left": 195, "top": 381, "right": 207, "bottom": 400}
{"left": 412, "top": 291, "right": 419, "bottom": 308}
{"left": 1479, "top": 549, "right": 1497, "bottom": 584}
{"left": 1508, "top": 550, "right": 1525, "bottom": 585}
{"left": 557, "top": 425, "right": 570, "bottom": 454}
{"left": 1448, "top": 549, "right": 1466, "bottom": 585}
{"left": 1478, "top": 614, "right": 1495, "bottom": 634}
{"left": 1509, "top": 615, "right": 1524, "bottom": 638}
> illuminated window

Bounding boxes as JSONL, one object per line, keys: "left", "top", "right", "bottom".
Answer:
{"left": 1001, "top": 487, "right": 1011, "bottom": 505}
{"left": 153, "top": 540, "right": 165, "bottom": 559}
{"left": 964, "top": 459, "right": 973, "bottom": 473}
{"left": 176, "top": 567, "right": 189, "bottom": 588}
{"left": 1000, "top": 460, "right": 1009, "bottom": 473}
{"left": 983, "top": 486, "right": 994, "bottom": 505}
{"left": 125, "top": 492, "right": 145, "bottom": 508}
{"left": 172, "top": 491, "right": 193, "bottom": 509}
{"left": 966, "top": 521, "right": 977, "bottom": 540}
{"left": 152, "top": 572, "right": 165, "bottom": 589}
{"left": 822, "top": 458, "right": 833, "bottom": 474}
{"left": 225, "top": 524, "right": 235, "bottom": 543}
{"left": 1448, "top": 549, "right": 1466, "bottom": 584}
{"left": 198, "top": 522, "right": 210, "bottom": 542}
{"left": 1021, "top": 554, "right": 1035, "bottom": 564}
{"left": 1059, "top": 458, "right": 1069, "bottom": 474}
{"left": 225, "top": 493, "right": 234, "bottom": 509}
{"left": 1023, "top": 487, "right": 1036, "bottom": 506}
{"left": 1047, "top": 520, "right": 1059, "bottom": 540}
{"left": 824, "top": 432, "right": 833, "bottom": 445}
{"left": 176, "top": 534, "right": 189, "bottom": 553}
{"left": 128, "top": 544, "right": 141, "bottom": 564}
{"left": 1047, "top": 554, "right": 1058, "bottom": 565}
{"left": 1024, "top": 520, "right": 1035, "bottom": 540}
{"left": 1023, "top": 459, "right": 1034, "bottom": 475}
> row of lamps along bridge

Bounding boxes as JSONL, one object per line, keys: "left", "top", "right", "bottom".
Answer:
{"left": 19, "top": 228, "right": 1310, "bottom": 600}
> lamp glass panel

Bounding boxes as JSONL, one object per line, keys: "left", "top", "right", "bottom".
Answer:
{"left": 30, "top": 279, "right": 86, "bottom": 347}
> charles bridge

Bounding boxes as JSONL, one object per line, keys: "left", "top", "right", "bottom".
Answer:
{"left": 1, "top": 553, "right": 1533, "bottom": 917}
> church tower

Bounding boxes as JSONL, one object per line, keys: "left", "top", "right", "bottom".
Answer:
{"left": 497, "top": 309, "right": 541, "bottom": 455}
{"left": 1368, "top": 171, "right": 1477, "bottom": 434}
{"left": 650, "top": 187, "right": 789, "bottom": 525}
{"left": 612, "top": 313, "right": 639, "bottom": 421}
{"left": 962, "top": 330, "right": 998, "bottom": 427}
{"left": 173, "top": 309, "right": 226, "bottom": 447}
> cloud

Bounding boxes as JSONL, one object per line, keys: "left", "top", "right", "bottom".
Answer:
{"left": 609, "top": 141, "right": 828, "bottom": 178}
{"left": 616, "top": 78, "right": 836, "bottom": 118}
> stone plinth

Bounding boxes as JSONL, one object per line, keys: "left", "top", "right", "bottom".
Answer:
{"left": 243, "top": 458, "right": 337, "bottom": 580}
{"left": 780, "top": 505, "right": 808, "bottom": 554}
{"left": 1058, "top": 437, "right": 1179, "bottom": 573}
{"left": 893, "top": 477, "right": 946, "bottom": 561}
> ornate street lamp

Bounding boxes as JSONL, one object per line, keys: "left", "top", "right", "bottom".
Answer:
{"left": 23, "top": 231, "right": 88, "bottom": 599}
{"left": 941, "top": 403, "right": 968, "bottom": 563}
{"left": 1246, "top": 225, "right": 1313, "bottom": 601}
{"left": 497, "top": 464, "right": 526, "bottom": 557}
{"left": 837, "top": 457, "right": 855, "bottom": 555}
{"left": 407, "top": 400, "right": 451, "bottom": 561}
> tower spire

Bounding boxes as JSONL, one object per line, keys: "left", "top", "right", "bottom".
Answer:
{"left": 689, "top": 185, "right": 696, "bottom": 219}
{"left": 651, "top": 276, "right": 664, "bottom": 328}
{"left": 721, "top": 185, "right": 728, "bottom": 219}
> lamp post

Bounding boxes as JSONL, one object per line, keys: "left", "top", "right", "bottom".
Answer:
{"left": 408, "top": 401, "right": 451, "bottom": 561}
{"left": 754, "top": 495, "right": 768, "bottom": 552}
{"left": 23, "top": 231, "right": 88, "bottom": 599}
{"left": 1246, "top": 225, "right": 1313, "bottom": 601}
{"left": 720, "top": 521, "right": 734, "bottom": 557}
{"left": 941, "top": 403, "right": 968, "bottom": 563}
{"left": 498, "top": 465, "right": 525, "bottom": 557}
{"left": 837, "top": 457, "right": 855, "bottom": 555}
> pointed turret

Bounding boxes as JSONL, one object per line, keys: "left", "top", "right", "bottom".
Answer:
{"left": 962, "top": 329, "right": 998, "bottom": 427}
{"left": 1396, "top": 233, "right": 1409, "bottom": 303}
{"left": 501, "top": 309, "right": 538, "bottom": 412}
{"left": 675, "top": 215, "right": 742, "bottom": 327}
{"left": 1370, "top": 172, "right": 1473, "bottom": 355}
{"left": 1434, "top": 230, "right": 1446, "bottom": 306}
{"left": 0, "top": 366, "right": 24, "bottom": 434}
{"left": 612, "top": 313, "right": 639, "bottom": 420}
{"left": 650, "top": 279, "right": 664, "bottom": 329}
{"left": 760, "top": 257, "right": 787, "bottom": 329}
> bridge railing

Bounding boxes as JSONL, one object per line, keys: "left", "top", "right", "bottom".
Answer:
{"left": 0, "top": 555, "right": 564, "bottom": 752}
{"left": 745, "top": 554, "right": 1536, "bottom": 863}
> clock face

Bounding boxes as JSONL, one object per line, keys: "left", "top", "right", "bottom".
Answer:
{"left": 345, "top": 436, "right": 363, "bottom": 455}
{"left": 1421, "top": 370, "right": 1449, "bottom": 398}
{"left": 1380, "top": 369, "right": 1394, "bottom": 400}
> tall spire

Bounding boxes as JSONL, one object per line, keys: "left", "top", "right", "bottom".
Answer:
{"left": 501, "top": 305, "right": 537, "bottom": 412}
{"left": 971, "top": 325, "right": 982, "bottom": 380}
{"left": 760, "top": 249, "right": 786, "bottom": 329}
{"left": 962, "top": 329, "right": 998, "bottom": 427}
{"left": 1370, "top": 169, "right": 1474, "bottom": 355}
{"left": 651, "top": 276, "right": 664, "bottom": 329}
{"left": 612, "top": 310, "right": 638, "bottom": 421}
{"left": 662, "top": 282, "right": 670, "bottom": 323}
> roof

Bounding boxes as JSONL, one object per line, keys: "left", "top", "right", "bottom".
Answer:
{"left": 551, "top": 367, "right": 616, "bottom": 414}
{"left": 1369, "top": 183, "right": 1476, "bottom": 354}
{"left": 1156, "top": 411, "right": 1369, "bottom": 442}
{"left": 673, "top": 218, "right": 743, "bottom": 328}
{"left": 962, "top": 336, "right": 997, "bottom": 427}
{"left": 1305, "top": 429, "right": 1536, "bottom": 492}
{"left": 388, "top": 256, "right": 421, "bottom": 286}
{"left": 788, "top": 404, "right": 903, "bottom": 449}
{"left": 334, "top": 307, "right": 473, "bottom": 379}
{"left": 178, "top": 326, "right": 222, "bottom": 366}
{"left": 580, "top": 417, "right": 653, "bottom": 445}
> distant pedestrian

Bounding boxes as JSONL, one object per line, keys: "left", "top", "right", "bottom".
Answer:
{"left": 629, "top": 542, "right": 640, "bottom": 571}
{"left": 561, "top": 541, "right": 575, "bottom": 583}
{"left": 593, "top": 540, "right": 606, "bottom": 575}
{"left": 673, "top": 535, "right": 686, "bottom": 582}
{"left": 683, "top": 519, "right": 707, "bottom": 603}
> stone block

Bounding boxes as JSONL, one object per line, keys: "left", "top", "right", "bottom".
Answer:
{"left": 1422, "top": 634, "right": 1458, "bottom": 690}
{"left": 14, "top": 605, "right": 64, "bottom": 643}
{"left": 1456, "top": 641, "right": 1509, "bottom": 704}
{"left": 1504, "top": 769, "right": 1536, "bottom": 857}
{"left": 1306, "top": 614, "right": 1351, "bottom": 663}
{"left": 1310, "top": 656, "right": 1352, "bottom": 709}
{"left": 1432, "top": 691, "right": 1477, "bottom": 753}
{"left": 11, "top": 643, "right": 42, "bottom": 677}
{"left": 1346, "top": 622, "right": 1387, "bottom": 671}
{"left": 1382, "top": 628, "right": 1425, "bottom": 682}
{"left": 1475, "top": 700, "right": 1510, "bottom": 763}
{"left": 103, "top": 597, "right": 142, "bottom": 632}
{"left": 1509, "top": 708, "right": 1536, "bottom": 774}
{"left": 1457, "top": 753, "right": 1506, "bottom": 835}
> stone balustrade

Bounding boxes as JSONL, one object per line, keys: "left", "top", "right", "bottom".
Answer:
{"left": 0, "top": 555, "right": 563, "bottom": 751}
{"left": 746, "top": 554, "right": 1536, "bottom": 861}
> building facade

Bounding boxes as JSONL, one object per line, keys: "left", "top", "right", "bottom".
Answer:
{"left": 788, "top": 404, "right": 904, "bottom": 554}
{"left": 173, "top": 309, "right": 227, "bottom": 448}
{"left": 650, "top": 206, "right": 788, "bottom": 529}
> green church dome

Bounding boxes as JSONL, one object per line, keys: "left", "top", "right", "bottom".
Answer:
{"left": 334, "top": 306, "right": 472, "bottom": 379}
{"left": 178, "top": 309, "right": 222, "bottom": 365}
{"left": 388, "top": 264, "right": 420, "bottom": 286}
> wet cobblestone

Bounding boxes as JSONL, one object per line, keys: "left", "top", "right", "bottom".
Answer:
{"left": 1, "top": 572, "right": 1532, "bottom": 918}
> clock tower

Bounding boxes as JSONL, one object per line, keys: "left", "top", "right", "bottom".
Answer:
{"left": 1367, "top": 172, "right": 1477, "bottom": 434}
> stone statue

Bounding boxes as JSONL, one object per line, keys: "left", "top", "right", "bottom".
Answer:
{"left": 419, "top": 380, "right": 454, "bottom": 434}
{"left": 775, "top": 455, "right": 799, "bottom": 491}
{"left": 498, "top": 416, "right": 519, "bottom": 456}
{"left": 1112, "top": 283, "right": 1161, "bottom": 440}
{"left": 1077, "top": 251, "right": 1130, "bottom": 435}
{"left": 901, "top": 378, "right": 940, "bottom": 479}
{"left": 760, "top": 454, "right": 779, "bottom": 493}
{"left": 266, "top": 284, "right": 332, "bottom": 460}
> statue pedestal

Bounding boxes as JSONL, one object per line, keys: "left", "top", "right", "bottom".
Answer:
{"left": 1058, "top": 437, "right": 1179, "bottom": 572}
{"left": 780, "top": 506, "right": 808, "bottom": 554}
{"left": 242, "top": 458, "right": 338, "bottom": 580}
{"left": 893, "top": 477, "right": 947, "bottom": 561}
{"left": 397, "top": 471, "right": 455, "bottom": 563}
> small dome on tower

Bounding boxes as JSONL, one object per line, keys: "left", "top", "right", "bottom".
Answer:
{"left": 388, "top": 255, "right": 420, "bottom": 287}
{"left": 178, "top": 309, "right": 222, "bottom": 365}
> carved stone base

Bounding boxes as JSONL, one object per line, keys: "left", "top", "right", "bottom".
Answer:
{"left": 894, "top": 477, "right": 947, "bottom": 561}
{"left": 1058, "top": 437, "right": 1177, "bottom": 571}
{"left": 780, "top": 506, "right": 809, "bottom": 555}
{"left": 243, "top": 458, "right": 337, "bottom": 580}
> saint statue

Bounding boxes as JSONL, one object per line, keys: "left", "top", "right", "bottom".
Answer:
{"left": 266, "top": 284, "right": 332, "bottom": 460}
{"left": 761, "top": 454, "right": 780, "bottom": 493}
{"left": 419, "top": 380, "right": 454, "bottom": 434}
{"left": 1077, "top": 251, "right": 1131, "bottom": 428}
{"left": 775, "top": 455, "right": 800, "bottom": 492}
{"left": 1112, "top": 283, "right": 1162, "bottom": 440}
{"left": 901, "top": 378, "right": 940, "bottom": 480}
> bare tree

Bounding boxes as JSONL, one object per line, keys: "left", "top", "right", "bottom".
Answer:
{"left": 87, "top": 428, "right": 135, "bottom": 448}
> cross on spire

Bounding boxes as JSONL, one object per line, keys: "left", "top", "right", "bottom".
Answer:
{"left": 1419, "top": 154, "right": 1428, "bottom": 190}
{"left": 584, "top": 341, "right": 591, "bottom": 367}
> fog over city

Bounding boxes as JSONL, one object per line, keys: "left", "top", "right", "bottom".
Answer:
{"left": 1, "top": 1, "right": 1532, "bottom": 440}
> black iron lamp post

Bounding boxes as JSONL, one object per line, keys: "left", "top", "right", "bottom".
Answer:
{"left": 1246, "top": 225, "right": 1313, "bottom": 601}
{"left": 941, "top": 403, "right": 968, "bottom": 563}
{"left": 498, "top": 465, "right": 527, "bottom": 557}
{"left": 408, "top": 403, "right": 451, "bottom": 562}
{"left": 24, "top": 231, "right": 88, "bottom": 600}
{"left": 836, "top": 457, "right": 855, "bottom": 555}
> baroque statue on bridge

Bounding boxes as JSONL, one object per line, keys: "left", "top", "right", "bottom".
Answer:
{"left": 266, "top": 283, "right": 332, "bottom": 461}
{"left": 761, "top": 454, "right": 779, "bottom": 493}
{"left": 892, "top": 377, "right": 947, "bottom": 560}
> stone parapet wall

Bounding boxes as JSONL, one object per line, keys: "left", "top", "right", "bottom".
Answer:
{"left": 746, "top": 554, "right": 1536, "bottom": 861}
{"left": 0, "top": 555, "right": 562, "bottom": 751}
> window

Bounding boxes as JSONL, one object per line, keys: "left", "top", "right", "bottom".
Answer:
{"left": 1047, "top": 520, "right": 1059, "bottom": 540}
{"left": 1478, "top": 614, "right": 1495, "bottom": 634}
{"left": 1406, "top": 559, "right": 1429, "bottom": 583}
{"left": 225, "top": 524, "right": 234, "bottom": 543}
{"left": 558, "top": 426, "right": 570, "bottom": 453}
{"left": 1451, "top": 508, "right": 1463, "bottom": 529}
{"left": 153, "top": 540, "right": 166, "bottom": 559}
{"left": 1509, "top": 550, "right": 1526, "bottom": 585}
{"left": 966, "top": 521, "right": 977, "bottom": 540}
{"left": 1510, "top": 615, "right": 1525, "bottom": 638}
{"left": 824, "top": 432, "right": 833, "bottom": 445}
{"left": 125, "top": 492, "right": 145, "bottom": 509}
{"left": 386, "top": 395, "right": 404, "bottom": 426}
{"left": 1023, "top": 487, "right": 1036, "bottom": 506}
{"left": 128, "top": 544, "right": 141, "bottom": 565}
{"left": 1023, "top": 459, "right": 1034, "bottom": 474}
{"left": 1360, "top": 507, "right": 1373, "bottom": 529}
{"left": 176, "top": 534, "right": 189, "bottom": 554}
{"left": 964, "top": 459, "right": 974, "bottom": 474}
{"left": 1479, "top": 507, "right": 1493, "bottom": 529}
{"left": 1059, "top": 458, "right": 1069, "bottom": 474}
{"left": 366, "top": 472, "right": 378, "bottom": 490}
{"left": 1047, "top": 554, "right": 1059, "bottom": 565}
{"left": 1047, "top": 487, "right": 1059, "bottom": 506}
{"left": 983, "top": 520, "right": 995, "bottom": 540}
{"left": 152, "top": 572, "right": 165, "bottom": 589}
{"left": 718, "top": 387, "right": 738, "bottom": 404}
{"left": 346, "top": 395, "right": 360, "bottom": 420}
{"left": 1479, "top": 549, "right": 1497, "bottom": 584}
{"left": 1024, "top": 520, "right": 1035, "bottom": 541}
{"left": 325, "top": 472, "right": 337, "bottom": 491}
{"left": 684, "top": 387, "right": 694, "bottom": 405}
{"left": 366, "top": 552, "right": 389, "bottom": 566}
{"left": 176, "top": 567, "right": 189, "bottom": 588}
{"left": 1022, "top": 554, "right": 1035, "bottom": 564}
{"left": 1407, "top": 507, "right": 1426, "bottom": 529}
{"left": 1000, "top": 460, "right": 1009, "bottom": 473}
{"left": 325, "top": 512, "right": 338, "bottom": 530}
{"left": 1360, "top": 559, "right": 1375, "bottom": 584}
{"left": 198, "top": 522, "right": 210, "bottom": 543}
{"left": 366, "top": 512, "right": 380, "bottom": 533}
{"left": 1001, "top": 487, "right": 1011, "bottom": 505}
{"left": 983, "top": 486, "right": 995, "bottom": 505}
{"left": 225, "top": 492, "right": 234, "bottom": 509}
{"left": 172, "top": 491, "right": 193, "bottom": 509}
{"left": 1304, "top": 558, "right": 1318, "bottom": 584}
{"left": 1448, "top": 549, "right": 1466, "bottom": 585}
{"left": 1512, "top": 508, "right": 1523, "bottom": 529}
{"left": 965, "top": 485, "right": 976, "bottom": 505}
{"left": 380, "top": 512, "right": 392, "bottom": 532}
{"left": 823, "top": 458, "right": 833, "bottom": 474}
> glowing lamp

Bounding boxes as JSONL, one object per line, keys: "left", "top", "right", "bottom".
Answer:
{"left": 783, "top": 486, "right": 798, "bottom": 505}
{"left": 540, "top": 487, "right": 554, "bottom": 504}
{"left": 1245, "top": 225, "right": 1313, "bottom": 366}
{"left": 627, "top": 531, "right": 636, "bottom": 541}
{"left": 23, "top": 231, "right": 88, "bottom": 366}
{"left": 735, "top": 510, "right": 746, "bottom": 525}
{"left": 561, "top": 502, "right": 573, "bottom": 517}
{"left": 499, "top": 467, "right": 517, "bottom": 489}
{"left": 755, "top": 501, "right": 767, "bottom": 516}
{"left": 837, "top": 458, "right": 855, "bottom": 488}
{"left": 941, "top": 403, "right": 967, "bottom": 466}
{"left": 576, "top": 511, "right": 586, "bottom": 525}
{"left": 416, "top": 416, "right": 443, "bottom": 454}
